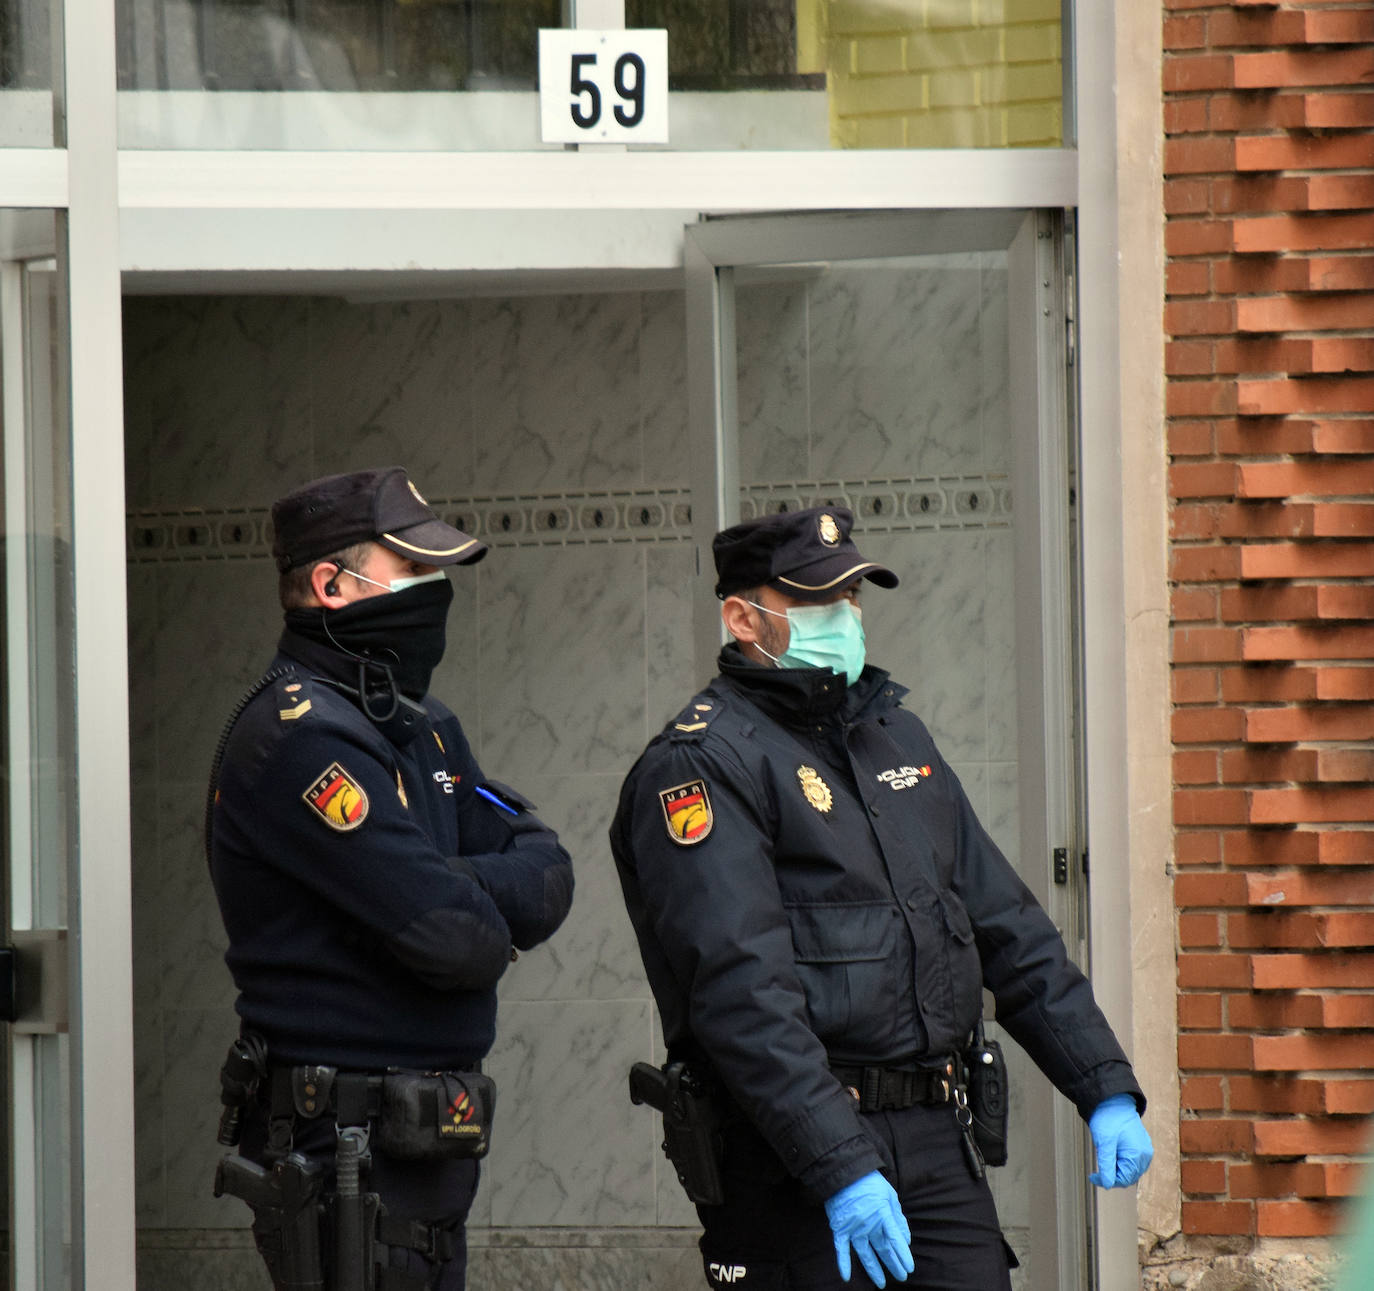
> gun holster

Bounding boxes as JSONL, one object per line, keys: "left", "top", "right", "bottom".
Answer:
{"left": 215, "top": 1151, "right": 326, "bottom": 1291}
{"left": 629, "top": 1061, "right": 726, "bottom": 1206}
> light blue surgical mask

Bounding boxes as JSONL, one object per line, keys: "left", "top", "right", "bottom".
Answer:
{"left": 747, "top": 599, "right": 866, "bottom": 687}
{"left": 345, "top": 568, "right": 448, "bottom": 594}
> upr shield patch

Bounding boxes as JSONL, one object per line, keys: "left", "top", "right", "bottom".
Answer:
{"left": 659, "top": 779, "right": 713, "bottom": 845}
{"left": 304, "top": 762, "right": 370, "bottom": 832}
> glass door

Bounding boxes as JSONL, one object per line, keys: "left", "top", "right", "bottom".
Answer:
{"left": 1, "top": 239, "right": 73, "bottom": 1289}
{"left": 683, "top": 210, "right": 1088, "bottom": 1291}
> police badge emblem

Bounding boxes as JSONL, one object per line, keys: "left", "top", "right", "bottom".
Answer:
{"left": 797, "top": 765, "right": 833, "bottom": 813}
{"left": 817, "top": 513, "right": 841, "bottom": 546}
{"left": 303, "top": 762, "right": 370, "bottom": 831}
{"left": 659, "top": 780, "right": 713, "bottom": 845}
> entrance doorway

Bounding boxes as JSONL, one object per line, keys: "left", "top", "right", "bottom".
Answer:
{"left": 121, "top": 207, "right": 1087, "bottom": 1289}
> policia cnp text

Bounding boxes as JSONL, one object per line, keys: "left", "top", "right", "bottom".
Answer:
{"left": 207, "top": 469, "right": 573, "bottom": 1291}
{"left": 611, "top": 506, "right": 1153, "bottom": 1290}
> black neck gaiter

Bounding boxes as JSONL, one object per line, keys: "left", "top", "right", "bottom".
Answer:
{"left": 282, "top": 578, "right": 454, "bottom": 701}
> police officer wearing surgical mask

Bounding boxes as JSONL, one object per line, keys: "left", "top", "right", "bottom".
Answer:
{"left": 610, "top": 506, "right": 1151, "bottom": 1290}
{"left": 208, "top": 467, "right": 573, "bottom": 1291}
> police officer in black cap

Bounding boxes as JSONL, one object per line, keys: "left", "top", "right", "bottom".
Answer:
{"left": 610, "top": 506, "right": 1152, "bottom": 1290}
{"left": 208, "top": 467, "right": 573, "bottom": 1291}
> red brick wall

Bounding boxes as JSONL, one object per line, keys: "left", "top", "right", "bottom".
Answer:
{"left": 1163, "top": 0, "right": 1374, "bottom": 1243}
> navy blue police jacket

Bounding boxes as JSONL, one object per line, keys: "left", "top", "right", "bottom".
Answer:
{"left": 210, "top": 628, "right": 573, "bottom": 1072}
{"left": 610, "top": 644, "right": 1144, "bottom": 1201}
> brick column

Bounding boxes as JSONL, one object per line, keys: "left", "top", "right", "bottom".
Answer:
{"left": 1164, "top": 0, "right": 1374, "bottom": 1244}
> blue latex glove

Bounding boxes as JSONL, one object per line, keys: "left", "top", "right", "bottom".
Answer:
{"left": 1089, "top": 1094, "right": 1154, "bottom": 1188}
{"left": 824, "top": 1171, "right": 914, "bottom": 1287}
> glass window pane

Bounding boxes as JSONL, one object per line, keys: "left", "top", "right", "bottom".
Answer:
{"left": 644, "top": 0, "right": 1065, "bottom": 149}
{"left": 115, "top": 0, "right": 565, "bottom": 149}
{"left": 113, "top": 0, "right": 1067, "bottom": 150}
{"left": 0, "top": 0, "right": 56, "bottom": 146}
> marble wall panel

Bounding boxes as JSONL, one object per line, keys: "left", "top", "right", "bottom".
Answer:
{"left": 136, "top": 1244, "right": 270, "bottom": 1291}
{"left": 948, "top": 762, "right": 989, "bottom": 829}
{"left": 158, "top": 779, "right": 236, "bottom": 1013}
{"left": 638, "top": 291, "right": 689, "bottom": 489}
{"left": 134, "top": 993, "right": 166, "bottom": 1228}
{"left": 163, "top": 1007, "right": 247, "bottom": 1229}
{"left": 477, "top": 544, "right": 646, "bottom": 776}
{"left": 735, "top": 279, "right": 809, "bottom": 486}
{"left": 860, "top": 531, "right": 988, "bottom": 763}
{"left": 986, "top": 762, "right": 1023, "bottom": 873}
{"left": 644, "top": 543, "right": 700, "bottom": 732}
{"left": 985, "top": 529, "right": 1019, "bottom": 763}
{"left": 493, "top": 771, "right": 645, "bottom": 1003}
{"left": 483, "top": 1000, "right": 656, "bottom": 1228}
{"left": 307, "top": 298, "right": 477, "bottom": 495}
{"left": 470, "top": 293, "right": 643, "bottom": 493}
{"left": 808, "top": 262, "right": 984, "bottom": 480}
{"left": 131, "top": 783, "right": 162, "bottom": 1019}
{"left": 467, "top": 1240, "right": 703, "bottom": 1291}
{"left": 126, "top": 562, "right": 160, "bottom": 787}
{"left": 153, "top": 561, "right": 285, "bottom": 786}
{"left": 138, "top": 297, "right": 314, "bottom": 509}
{"left": 122, "top": 298, "right": 205, "bottom": 510}
{"left": 980, "top": 256, "right": 1012, "bottom": 478}
{"left": 417, "top": 563, "right": 483, "bottom": 758}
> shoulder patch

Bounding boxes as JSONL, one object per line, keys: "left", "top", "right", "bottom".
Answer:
{"left": 659, "top": 779, "right": 713, "bottom": 845}
{"left": 669, "top": 697, "right": 723, "bottom": 741}
{"left": 304, "top": 762, "right": 370, "bottom": 832}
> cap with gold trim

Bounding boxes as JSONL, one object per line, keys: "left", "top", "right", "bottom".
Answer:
{"left": 270, "top": 467, "right": 487, "bottom": 573}
{"left": 712, "top": 505, "right": 898, "bottom": 602}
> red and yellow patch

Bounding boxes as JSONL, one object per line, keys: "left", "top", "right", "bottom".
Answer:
{"left": 440, "top": 1081, "right": 483, "bottom": 1139}
{"left": 303, "top": 762, "right": 370, "bottom": 832}
{"left": 659, "top": 779, "right": 713, "bottom": 846}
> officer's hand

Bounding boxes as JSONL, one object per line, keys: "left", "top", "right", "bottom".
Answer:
{"left": 823, "top": 1171, "right": 914, "bottom": 1287}
{"left": 1088, "top": 1094, "right": 1154, "bottom": 1188}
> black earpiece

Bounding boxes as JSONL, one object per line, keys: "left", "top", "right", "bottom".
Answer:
{"left": 323, "top": 564, "right": 341, "bottom": 598}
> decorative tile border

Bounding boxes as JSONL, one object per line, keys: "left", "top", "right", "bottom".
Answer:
{"left": 126, "top": 476, "right": 1010, "bottom": 563}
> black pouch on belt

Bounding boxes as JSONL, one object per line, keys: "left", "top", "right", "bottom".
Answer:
{"left": 373, "top": 1070, "right": 497, "bottom": 1161}
{"left": 963, "top": 1020, "right": 1009, "bottom": 1167}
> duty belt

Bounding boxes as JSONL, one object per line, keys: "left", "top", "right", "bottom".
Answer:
{"left": 830, "top": 1061, "right": 955, "bottom": 1113}
{"left": 268, "top": 1067, "right": 384, "bottom": 1127}
{"left": 267, "top": 1063, "right": 481, "bottom": 1126}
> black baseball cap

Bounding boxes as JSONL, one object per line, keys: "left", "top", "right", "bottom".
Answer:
{"left": 712, "top": 506, "right": 898, "bottom": 602}
{"left": 271, "top": 467, "right": 487, "bottom": 573}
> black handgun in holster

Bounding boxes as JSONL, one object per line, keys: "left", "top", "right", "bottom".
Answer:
{"left": 963, "top": 1019, "right": 1009, "bottom": 1167}
{"left": 629, "top": 1061, "right": 725, "bottom": 1206}
{"left": 214, "top": 1151, "right": 326, "bottom": 1291}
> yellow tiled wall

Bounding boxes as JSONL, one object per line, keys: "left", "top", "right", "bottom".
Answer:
{"left": 798, "top": 0, "right": 1064, "bottom": 149}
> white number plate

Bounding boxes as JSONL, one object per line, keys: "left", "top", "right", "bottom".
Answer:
{"left": 538, "top": 29, "right": 669, "bottom": 145}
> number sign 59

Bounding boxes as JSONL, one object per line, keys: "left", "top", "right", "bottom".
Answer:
{"left": 538, "top": 29, "right": 668, "bottom": 145}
